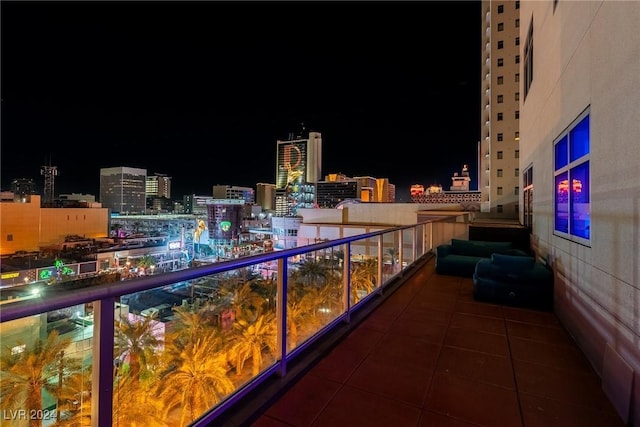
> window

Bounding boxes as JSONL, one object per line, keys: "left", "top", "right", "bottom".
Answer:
{"left": 515, "top": 110, "right": 520, "bottom": 119}
{"left": 515, "top": 168, "right": 519, "bottom": 177}
{"left": 514, "top": 204, "right": 519, "bottom": 213}
{"left": 497, "top": 169, "right": 504, "bottom": 177}
{"left": 524, "top": 18, "right": 534, "bottom": 98}
{"left": 515, "top": 73, "right": 520, "bottom": 82}
{"left": 516, "top": 18, "right": 520, "bottom": 28}
{"left": 497, "top": 151, "right": 503, "bottom": 159}
{"left": 515, "top": 55, "right": 520, "bottom": 64}
{"left": 497, "top": 76, "right": 504, "bottom": 85}
{"left": 497, "top": 94, "right": 504, "bottom": 103}
{"left": 498, "top": 22, "right": 504, "bottom": 31}
{"left": 515, "top": 186, "right": 519, "bottom": 195}
{"left": 516, "top": 37, "right": 520, "bottom": 46}
{"left": 515, "top": 149, "right": 520, "bottom": 158}
{"left": 497, "top": 133, "right": 503, "bottom": 141}
{"left": 515, "top": 1, "right": 520, "bottom": 9}
{"left": 554, "top": 110, "right": 590, "bottom": 240}
{"left": 515, "top": 131, "right": 520, "bottom": 140}
{"left": 7, "top": 234, "right": 13, "bottom": 242}
{"left": 497, "top": 205, "right": 504, "bottom": 213}
{"left": 497, "top": 113, "right": 503, "bottom": 121}
{"left": 497, "top": 58, "right": 504, "bottom": 67}
{"left": 523, "top": 166, "right": 533, "bottom": 230}
{"left": 498, "top": 40, "right": 504, "bottom": 49}
{"left": 497, "top": 186, "right": 503, "bottom": 195}
{"left": 515, "top": 92, "right": 520, "bottom": 101}
{"left": 498, "top": 4, "right": 504, "bottom": 13}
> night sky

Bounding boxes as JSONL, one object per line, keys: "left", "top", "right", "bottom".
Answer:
{"left": 1, "top": 1, "right": 482, "bottom": 202}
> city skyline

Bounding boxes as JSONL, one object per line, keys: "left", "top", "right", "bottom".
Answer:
{"left": 1, "top": 1, "right": 482, "bottom": 201}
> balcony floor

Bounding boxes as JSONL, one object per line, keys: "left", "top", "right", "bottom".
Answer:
{"left": 240, "top": 256, "right": 625, "bottom": 427}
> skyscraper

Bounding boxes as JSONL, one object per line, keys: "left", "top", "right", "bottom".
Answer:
{"left": 99, "top": 166, "right": 147, "bottom": 214}
{"left": 146, "top": 173, "right": 172, "bottom": 199}
{"left": 480, "top": 0, "right": 521, "bottom": 218}
{"left": 274, "top": 129, "right": 322, "bottom": 216}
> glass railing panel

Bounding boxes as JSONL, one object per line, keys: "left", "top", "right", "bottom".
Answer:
{"left": 349, "top": 237, "right": 379, "bottom": 306}
{"left": 0, "top": 306, "right": 93, "bottom": 425}
{"left": 402, "top": 228, "right": 416, "bottom": 269}
{"left": 381, "top": 231, "right": 400, "bottom": 283}
{"left": 286, "top": 246, "right": 345, "bottom": 352}
{"left": 114, "top": 264, "right": 279, "bottom": 426}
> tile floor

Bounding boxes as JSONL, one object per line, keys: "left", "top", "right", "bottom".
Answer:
{"left": 249, "top": 256, "right": 626, "bottom": 427}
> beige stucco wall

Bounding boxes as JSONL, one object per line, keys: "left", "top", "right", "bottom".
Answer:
{"left": 39, "top": 207, "right": 110, "bottom": 247}
{"left": 0, "top": 195, "right": 110, "bottom": 255}
{"left": 0, "top": 196, "right": 43, "bottom": 255}
{"left": 520, "top": 1, "right": 640, "bottom": 424}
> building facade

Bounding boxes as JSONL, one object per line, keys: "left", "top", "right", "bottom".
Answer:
{"left": 480, "top": 0, "right": 521, "bottom": 218}
{"left": 274, "top": 130, "right": 322, "bottom": 216}
{"left": 99, "top": 166, "right": 147, "bottom": 214}
{"left": 212, "top": 185, "right": 255, "bottom": 205}
{"left": 0, "top": 195, "right": 109, "bottom": 256}
{"left": 520, "top": 1, "right": 640, "bottom": 424}
{"left": 145, "top": 173, "right": 172, "bottom": 199}
{"left": 256, "top": 182, "right": 276, "bottom": 211}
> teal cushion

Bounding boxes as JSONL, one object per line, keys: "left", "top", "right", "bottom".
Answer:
{"left": 451, "top": 239, "right": 512, "bottom": 258}
{"left": 491, "top": 253, "right": 535, "bottom": 270}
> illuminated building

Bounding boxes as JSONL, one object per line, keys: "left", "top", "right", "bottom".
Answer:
{"left": 256, "top": 182, "right": 276, "bottom": 211}
{"left": 479, "top": 0, "right": 520, "bottom": 217}
{"left": 145, "top": 173, "right": 171, "bottom": 199}
{"left": 212, "top": 184, "right": 255, "bottom": 205}
{"left": 0, "top": 195, "right": 109, "bottom": 257}
{"left": 410, "top": 165, "right": 481, "bottom": 209}
{"left": 274, "top": 128, "right": 322, "bottom": 217}
{"left": 99, "top": 166, "right": 147, "bottom": 214}
{"left": 206, "top": 199, "right": 245, "bottom": 257}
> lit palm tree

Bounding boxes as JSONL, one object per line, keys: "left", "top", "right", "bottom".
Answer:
{"left": 51, "top": 349, "right": 84, "bottom": 422}
{"left": 112, "top": 374, "right": 164, "bottom": 427}
{"left": 114, "top": 314, "right": 162, "bottom": 386}
{"left": 51, "top": 368, "right": 92, "bottom": 426}
{"left": 158, "top": 330, "right": 235, "bottom": 427}
{"left": 230, "top": 313, "right": 277, "bottom": 377}
{"left": 0, "top": 330, "right": 73, "bottom": 427}
{"left": 218, "top": 280, "right": 263, "bottom": 321}
{"left": 169, "top": 302, "right": 221, "bottom": 346}
{"left": 291, "top": 258, "right": 328, "bottom": 287}
{"left": 350, "top": 257, "right": 378, "bottom": 303}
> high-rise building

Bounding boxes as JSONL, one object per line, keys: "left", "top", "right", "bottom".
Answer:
{"left": 99, "top": 166, "right": 147, "bottom": 214}
{"left": 256, "top": 183, "right": 276, "bottom": 211}
{"left": 146, "top": 173, "right": 171, "bottom": 199}
{"left": 316, "top": 174, "right": 360, "bottom": 208}
{"left": 480, "top": 0, "right": 520, "bottom": 218}
{"left": 274, "top": 129, "right": 322, "bottom": 216}
{"left": 213, "top": 185, "right": 255, "bottom": 205}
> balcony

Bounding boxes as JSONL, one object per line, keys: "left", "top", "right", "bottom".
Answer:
{"left": 0, "top": 218, "right": 464, "bottom": 426}
{"left": 0, "top": 217, "right": 625, "bottom": 427}
{"left": 245, "top": 256, "right": 624, "bottom": 427}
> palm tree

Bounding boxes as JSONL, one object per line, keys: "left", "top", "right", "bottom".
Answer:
{"left": 230, "top": 313, "right": 277, "bottom": 377}
{"left": 52, "top": 349, "right": 84, "bottom": 422}
{"left": 291, "top": 258, "right": 328, "bottom": 287}
{"left": 351, "top": 257, "right": 378, "bottom": 303}
{"left": 114, "top": 314, "right": 162, "bottom": 386}
{"left": 0, "top": 330, "right": 73, "bottom": 427}
{"left": 51, "top": 368, "right": 92, "bottom": 426}
{"left": 169, "top": 302, "right": 221, "bottom": 346}
{"left": 157, "top": 331, "right": 235, "bottom": 427}
{"left": 112, "top": 374, "right": 164, "bottom": 427}
{"left": 218, "top": 280, "right": 263, "bottom": 322}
